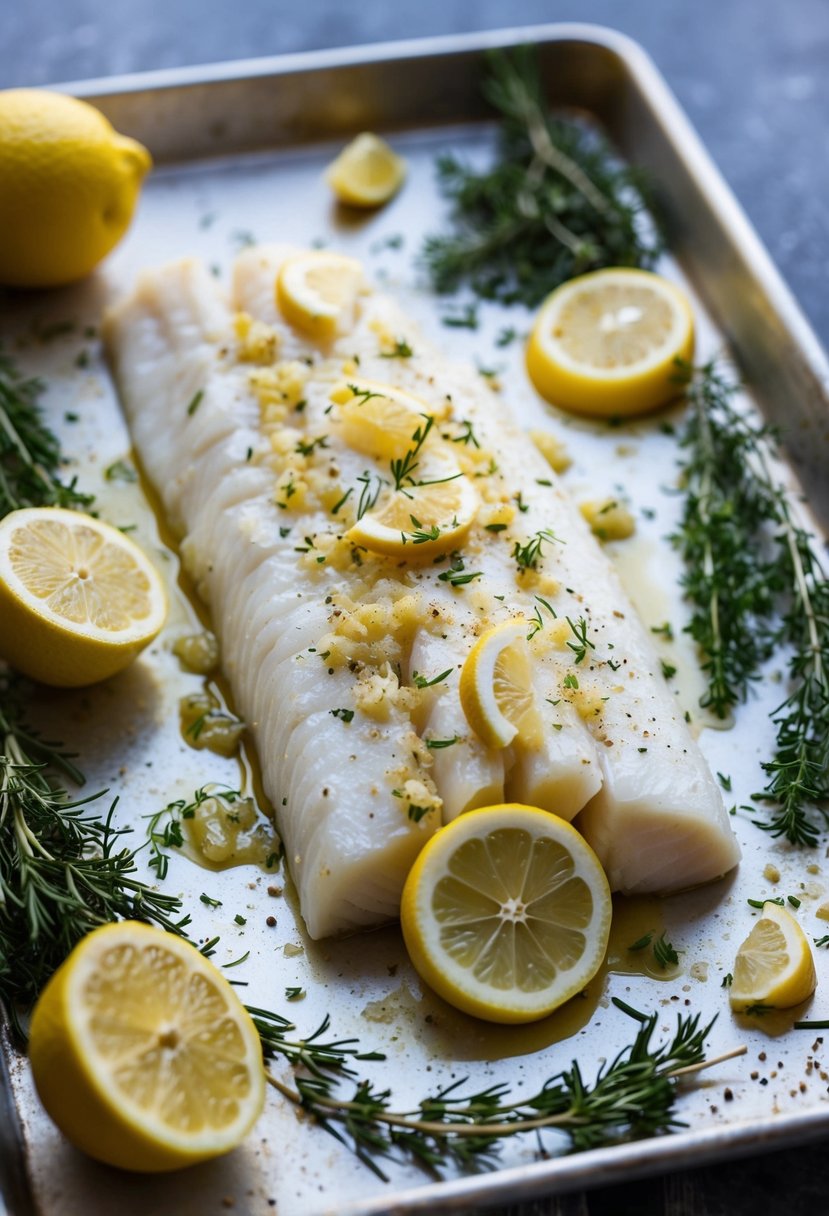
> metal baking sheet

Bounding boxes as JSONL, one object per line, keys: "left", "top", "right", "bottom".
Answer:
{"left": 3, "top": 23, "right": 829, "bottom": 1216}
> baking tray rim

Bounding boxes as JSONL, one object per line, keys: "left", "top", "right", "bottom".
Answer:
{"left": 6, "top": 21, "right": 829, "bottom": 1215}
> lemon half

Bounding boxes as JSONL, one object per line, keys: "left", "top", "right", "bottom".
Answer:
{"left": 459, "top": 619, "right": 542, "bottom": 749}
{"left": 401, "top": 805, "right": 612, "bottom": 1023}
{"left": 0, "top": 507, "right": 167, "bottom": 687}
{"left": 29, "top": 922, "right": 265, "bottom": 1172}
{"left": 326, "top": 132, "right": 406, "bottom": 208}
{"left": 730, "top": 902, "right": 816, "bottom": 1012}
{"left": 526, "top": 268, "right": 694, "bottom": 417}
{"left": 0, "top": 89, "right": 151, "bottom": 288}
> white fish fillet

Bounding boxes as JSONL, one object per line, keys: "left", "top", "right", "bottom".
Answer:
{"left": 105, "top": 246, "right": 739, "bottom": 938}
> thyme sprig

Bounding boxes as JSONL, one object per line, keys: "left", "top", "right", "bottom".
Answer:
{"left": 423, "top": 48, "right": 661, "bottom": 306}
{"left": 674, "top": 360, "right": 829, "bottom": 845}
{"left": 263, "top": 1000, "right": 735, "bottom": 1179}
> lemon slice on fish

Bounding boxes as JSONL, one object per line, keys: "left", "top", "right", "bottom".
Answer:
{"left": 348, "top": 456, "right": 478, "bottom": 559}
{"left": 332, "top": 380, "right": 448, "bottom": 461}
{"left": 526, "top": 268, "right": 694, "bottom": 418}
{"left": 459, "top": 619, "right": 543, "bottom": 749}
{"left": 401, "top": 804, "right": 612, "bottom": 1023}
{"left": 276, "top": 250, "right": 365, "bottom": 340}
{"left": 326, "top": 132, "right": 406, "bottom": 208}
{"left": 729, "top": 902, "right": 816, "bottom": 1012}
{"left": 0, "top": 507, "right": 167, "bottom": 687}
{"left": 28, "top": 922, "right": 265, "bottom": 1171}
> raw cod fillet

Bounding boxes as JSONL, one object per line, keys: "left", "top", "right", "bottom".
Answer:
{"left": 105, "top": 246, "right": 739, "bottom": 938}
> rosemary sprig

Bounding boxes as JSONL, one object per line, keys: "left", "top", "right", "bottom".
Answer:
{"left": 673, "top": 360, "right": 829, "bottom": 845}
{"left": 0, "top": 353, "right": 92, "bottom": 515}
{"left": 423, "top": 48, "right": 661, "bottom": 307}
{"left": 262, "top": 1000, "right": 734, "bottom": 1179}
{"left": 0, "top": 679, "right": 189, "bottom": 1035}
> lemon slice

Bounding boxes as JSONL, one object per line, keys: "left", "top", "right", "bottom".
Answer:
{"left": 401, "top": 804, "right": 611, "bottom": 1023}
{"left": 0, "top": 507, "right": 167, "bottom": 687}
{"left": 333, "top": 380, "right": 447, "bottom": 461}
{"left": 729, "top": 902, "right": 817, "bottom": 1012}
{"left": 348, "top": 456, "right": 478, "bottom": 559}
{"left": 326, "top": 132, "right": 406, "bottom": 208}
{"left": 28, "top": 922, "right": 265, "bottom": 1171}
{"left": 276, "top": 250, "right": 365, "bottom": 340}
{"left": 459, "top": 619, "right": 543, "bottom": 749}
{"left": 526, "top": 268, "right": 695, "bottom": 417}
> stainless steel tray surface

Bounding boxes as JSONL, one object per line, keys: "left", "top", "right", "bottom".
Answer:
{"left": 3, "top": 23, "right": 829, "bottom": 1216}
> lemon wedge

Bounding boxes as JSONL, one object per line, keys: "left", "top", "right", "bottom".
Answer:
{"left": 401, "top": 804, "right": 611, "bottom": 1023}
{"left": 333, "top": 380, "right": 447, "bottom": 461}
{"left": 28, "top": 922, "right": 265, "bottom": 1171}
{"left": 729, "top": 902, "right": 817, "bottom": 1012}
{"left": 526, "top": 268, "right": 694, "bottom": 417}
{"left": 326, "top": 132, "right": 406, "bottom": 208}
{"left": 276, "top": 250, "right": 365, "bottom": 340}
{"left": 348, "top": 455, "right": 478, "bottom": 559}
{"left": 459, "top": 619, "right": 543, "bottom": 749}
{"left": 0, "top": 507, "right": 167, "bottom": 687}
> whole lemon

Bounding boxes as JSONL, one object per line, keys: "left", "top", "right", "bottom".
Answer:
{"left": 0, "top": 89, "right": 151, "bottom": 288}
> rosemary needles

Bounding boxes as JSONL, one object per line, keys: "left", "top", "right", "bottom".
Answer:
{"left": 674, "top": 360, "right": 829, "bottom": 845}
{"left": 262, "top": 1000, "right": 722, "bottom": 1178}
{"left": 0, "top": 679, "right": 189, "bottom": 1034}
{"left": 0, "top": 353, "right": 92, "bottom": 515}
{"left": 423, "top": 48, "right": 661, "bottom": 306}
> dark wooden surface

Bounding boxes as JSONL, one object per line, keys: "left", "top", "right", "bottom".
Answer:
{"left": 3, "top": 2, "right": 828, "bottom": 1212}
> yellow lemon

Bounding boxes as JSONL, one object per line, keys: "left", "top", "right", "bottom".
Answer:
{"left": 729, "top": 901, "right": 816, "bottom": 1012}
{"left": 0, "top": 89, "right": 151, "bottom": 288}
{"left": 29, "top": 922, "right": 265, "bottom": 1172}
{"left": 401, "top": 805, "right": 611, "bottom": 1023}
{"left": 526, "top": 268, "right": 694, "bottom": 417}
{"left": 459, "top": 619, "right": 543, "bottom": 749}
{"left": 347, "top": 455, "right": 478, "bottom": 559}
{"left": 0, "top": 507, "right": 167, "bottom": 687}
{"left": 326, "top": 132, "right": 406, "bottom": 208}
{"left": 276, "top": 250, "right": 365, "bottom": 340}
{"left": 333, "top": 380, "right": 448, "bottom": 461}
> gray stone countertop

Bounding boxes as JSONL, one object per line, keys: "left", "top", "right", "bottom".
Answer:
{"left": 2, "top": 2, "right": 828, "bottom": 1214}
